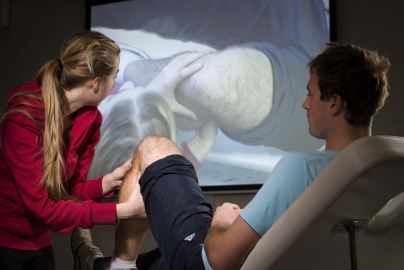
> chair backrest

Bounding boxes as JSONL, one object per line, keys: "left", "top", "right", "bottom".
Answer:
{"left": 241, "top": 136, "right": 404, "bottom": 270}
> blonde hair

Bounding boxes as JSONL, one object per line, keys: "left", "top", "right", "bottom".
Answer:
{"left": 1, "top": 31, "right": 120, "bottom": 200}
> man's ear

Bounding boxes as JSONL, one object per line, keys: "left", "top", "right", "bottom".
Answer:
{"left": 330, "top": 95, "right": 344, "bottom": 116}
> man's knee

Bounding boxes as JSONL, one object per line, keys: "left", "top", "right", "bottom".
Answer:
{"left": 133, "top": 136, "right": 182, "bottom": 173}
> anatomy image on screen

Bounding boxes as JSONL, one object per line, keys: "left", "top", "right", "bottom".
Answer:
{"left": 88, "top": 0, "right": 331, "bottom": 187}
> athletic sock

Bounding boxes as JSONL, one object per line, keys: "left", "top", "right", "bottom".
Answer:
{"left": 109, "top": 256, "right": 137, "bottom": 270}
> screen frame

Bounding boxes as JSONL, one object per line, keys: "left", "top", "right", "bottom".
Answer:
{"left": 85, "top": 0, "right": 337, "bottom": 192}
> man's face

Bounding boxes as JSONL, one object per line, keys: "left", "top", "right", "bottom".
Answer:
{"left": 302, "top": 71, "right": 331, "bottom": 139}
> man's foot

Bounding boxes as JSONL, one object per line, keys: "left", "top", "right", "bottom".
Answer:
{"left": 71, "top": 227, "right": 105, "bottom": 270}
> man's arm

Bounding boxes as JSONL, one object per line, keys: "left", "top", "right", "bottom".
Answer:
{"left": 204, "top": 203, "right": 260, "bottom": 270}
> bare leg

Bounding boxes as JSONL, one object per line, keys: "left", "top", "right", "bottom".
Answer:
{"left": 113, "top": 159, "right": 148, "bottom": 262}
{"left": 112, "top": 136, "right": 180, "bottom": 262}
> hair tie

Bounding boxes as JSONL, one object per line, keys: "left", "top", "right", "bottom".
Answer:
{"left": 56, "top": 58, "right": 64, "bottom": 80}
{"left": 57, "top": 58, "right": 64, "bottom": 71}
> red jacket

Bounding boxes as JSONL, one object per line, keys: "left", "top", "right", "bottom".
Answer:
{"left": 0, "top": 81, "right": 117, "bottom": 250}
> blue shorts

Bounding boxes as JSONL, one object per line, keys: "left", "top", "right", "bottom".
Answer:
{"left": 137, "top": 155, "right": 213, "bottom": 270}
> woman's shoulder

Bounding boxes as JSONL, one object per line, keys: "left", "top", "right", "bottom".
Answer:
{"left": 2, "top": 81, "right": 44, "bottom": 131}
{"left": 7, "top": 81, "right": 43, "bottom": 108}
{"left": 7, "top": 81, "right": 41, "bottom": 99}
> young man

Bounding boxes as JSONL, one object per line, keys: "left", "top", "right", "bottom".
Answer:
{"left": 72, "top": 42, "right": 390, "bottom": 270}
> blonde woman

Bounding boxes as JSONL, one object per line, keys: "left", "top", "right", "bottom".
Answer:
{"left": 0, "top": 31, "right": 142, "bottom": 270}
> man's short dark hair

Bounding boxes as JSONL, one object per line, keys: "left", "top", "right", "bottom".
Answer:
{"left": 309, "top": 42, "right": 390, "bottom": 127}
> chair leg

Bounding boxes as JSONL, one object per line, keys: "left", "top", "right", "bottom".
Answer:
{"left": 344, "top": 221, "right": 357, "bottom": 270}
{"left": 342, "top": 220, "right": 363, "bottom": 270}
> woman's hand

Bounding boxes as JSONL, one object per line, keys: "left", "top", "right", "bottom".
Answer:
{"left": 102, "top": 159, "right": 132, "bottom": 194}
{"left": 116, "top": 169, "right": 146, "bottom": 219}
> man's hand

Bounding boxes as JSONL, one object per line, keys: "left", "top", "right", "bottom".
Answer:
{"left": 211, "top": 202, "right": 241, "bottom": 229}
{"left": 205, "top": 203, "right": 260, "bottom": 270}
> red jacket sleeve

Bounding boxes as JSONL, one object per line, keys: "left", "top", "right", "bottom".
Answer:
{"left": 2, "top": 117, "right": 117, "bottom": 234}
{"left": 69, "top": 121, "right": 106, "bottom": 201}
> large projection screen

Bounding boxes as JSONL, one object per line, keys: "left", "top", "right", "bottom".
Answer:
{"left": 86, "top": 0, "right": 333, "bottom": 190}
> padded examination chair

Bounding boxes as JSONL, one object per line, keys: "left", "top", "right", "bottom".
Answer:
{"left": 241, "top": 136, "right": 404, "bottom": 270}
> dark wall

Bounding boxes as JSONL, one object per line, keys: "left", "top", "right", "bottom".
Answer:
{"left": 335, "top": 1, "right": 404, "bottom": 137}
{"left": 0, "top": 0, "right": 86, "bottom": 109}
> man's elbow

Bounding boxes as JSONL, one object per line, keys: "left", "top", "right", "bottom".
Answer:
{"left": 208, "top": 253, "right": 228, "bottom": 270}
{"left": 205, "top": 240, "right": 225, "bottom": 270}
